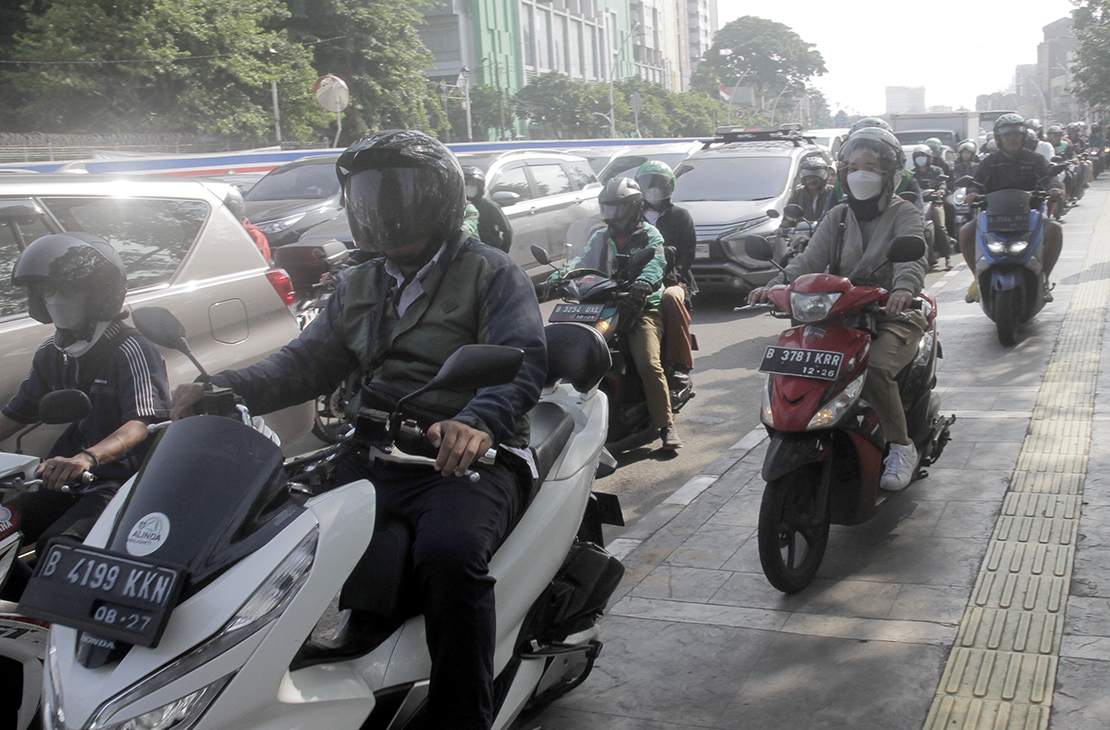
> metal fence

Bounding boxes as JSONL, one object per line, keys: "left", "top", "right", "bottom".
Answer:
{"left": 0, "top": 133, "right": 270, "bottom": 163}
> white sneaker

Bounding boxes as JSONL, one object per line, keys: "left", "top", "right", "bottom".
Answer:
{"left": 880, "top": 442, "right": 918, "bottom": 491}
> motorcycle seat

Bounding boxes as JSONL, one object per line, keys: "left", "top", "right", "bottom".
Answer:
{"left": 529, "top": 401, "right": 576, "bottom": 488}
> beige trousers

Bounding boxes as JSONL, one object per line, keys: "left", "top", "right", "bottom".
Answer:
{"left": 627, "top": 308, "right": 673, "bottom": 429}
{"left": 862, "top": 311, "right": 928, "bottom": 445}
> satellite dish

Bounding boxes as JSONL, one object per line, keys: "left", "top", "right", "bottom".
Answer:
{"left": 313, "top": 75, "right": 350, "bottom": 113}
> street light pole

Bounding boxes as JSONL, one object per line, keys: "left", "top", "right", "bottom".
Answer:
{"left": 460, "top": 67, "right": 473, "bottom": 142}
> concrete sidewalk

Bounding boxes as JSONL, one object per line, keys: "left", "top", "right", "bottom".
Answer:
{"left": 524, "top": 182, "right": 1110, "bottom": 730}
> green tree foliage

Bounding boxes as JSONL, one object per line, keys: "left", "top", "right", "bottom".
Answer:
{"left": 1072, "top": 0, "right": 1110, "bottom": 112}
{"left": 445, "top": 84, "right": 510, "bottom": 141}
{"left": 0, "top": 0, "right": 327, "bottom": 143}
{"left": 514, "top": 72, "right": 721, "bottom": 139}
{"left": 283, "top": 0, "right": 439, "bottom": 143}
{"left": 702, "top": 16, "right": 826, "bottom": 98}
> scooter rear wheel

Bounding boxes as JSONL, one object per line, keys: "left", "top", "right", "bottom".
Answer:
{"left": 758, "top": 463, "right": 830, "bottom": 593}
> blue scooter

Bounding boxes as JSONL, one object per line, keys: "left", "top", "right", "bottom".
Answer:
{"left": 970, "top": 187, "right": 1050, "bottom": 346}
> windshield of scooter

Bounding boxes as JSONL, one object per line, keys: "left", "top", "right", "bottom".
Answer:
{"left": 985, "top": 189, "right": 1032, "bottom": 234}
{"left": 107, "top": 415, "right": 303, "bottom": 595}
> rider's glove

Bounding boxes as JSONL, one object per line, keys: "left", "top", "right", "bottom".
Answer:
{"left": 628, "top": 279, "right": 654, "bottom": 310}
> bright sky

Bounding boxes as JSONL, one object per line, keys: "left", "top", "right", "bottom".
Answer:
{"left": 714, "top": 0, "right": 1078, "bottom": 115}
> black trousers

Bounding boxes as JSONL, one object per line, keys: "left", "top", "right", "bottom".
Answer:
{"left": 337, "top": 456, "right": 524, "bottom": 730}
{"left": 6, "top": 481, "right": 119, "bottom": 556}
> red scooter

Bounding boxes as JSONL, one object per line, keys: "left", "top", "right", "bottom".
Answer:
{"left": 744, "top": 235, "right": 955, "bottom": 593}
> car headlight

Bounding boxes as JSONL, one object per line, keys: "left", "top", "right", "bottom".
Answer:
{"left": 256, "top": 212, "right": 306, "bottom": 234}
{"left": 79, "top": 530, "right": 318, "bottom": 730}
{"left": 761, "top": 374, "right": 773, "bottom": 426}
{"left": 790, "top": 291, "right": 842, "bottom": 323}
{"left": 807, "top": 372, "right": 866, "bottom": 430}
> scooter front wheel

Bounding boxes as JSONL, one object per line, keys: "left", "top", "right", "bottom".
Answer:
{"left": 993, "top": 287, "right": 1021, "bottom": 347}
{"left": 757, "top": 462, "right": 830, "bottom": 593}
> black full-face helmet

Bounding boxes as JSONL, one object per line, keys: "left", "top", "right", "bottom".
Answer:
{"left": 12, "top": 232, "right": 127, "bottom": 325}
{"left": 599, "top": 177, "right": 644, "bottom": 236}
{"left": 1024, "top": 129, "right": 1039, "bottom": 152}
{"left": 337, "top": 130, "right": 466, "bottom": 258}
{"left": 798, "top": 157, "right": 831, "bottom": 184}
{"left": 463, "top": 166, "right": 486, "bottom": 199}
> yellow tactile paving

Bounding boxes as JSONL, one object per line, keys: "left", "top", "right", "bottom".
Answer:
{"left": 922, "top": 198, "right": 1110, "bottom": 729}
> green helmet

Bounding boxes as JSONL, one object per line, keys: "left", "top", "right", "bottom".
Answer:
{"left": 635, "top": 160, "right": 676, "bottom": 207}
{"left": 925, "top": 138, "right": 943, "bottom": 156}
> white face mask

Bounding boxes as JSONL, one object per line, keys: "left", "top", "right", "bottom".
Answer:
{"left": 846, "top": 170, "right": 884, "bottom": 201}
{"left": 44, "top": 290, "right": 91, "bottom": 331}
{"left": 914, "top": 156, "right": 930, "bottom": 168}
{"left": 465, "top": 184, "right": 479, "bottom": 199}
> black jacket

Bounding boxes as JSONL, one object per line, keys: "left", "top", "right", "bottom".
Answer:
{"left": 649, "top": 204, "right": 697, "bottom": 292}
{"left": 973, "top": 149, "right": 1061, "bottom": 194}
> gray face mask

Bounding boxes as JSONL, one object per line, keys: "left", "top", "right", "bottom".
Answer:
{"left": 44, "top": 289, "right": 91, "bottom": 331}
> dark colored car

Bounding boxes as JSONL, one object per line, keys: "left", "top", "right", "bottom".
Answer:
{"left": 244, "top": 154, "right": 343, "bottom": 248}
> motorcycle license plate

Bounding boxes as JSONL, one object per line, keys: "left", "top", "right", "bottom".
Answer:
{"left": 759, "top": 346, "right": 842, "bottom": 380}
{"left": 695, "top": 243, "right": 710, "bottom": 258}
{"left": 19, "top": 541, "right": 183, "bottom": 647}
{"left": 550, "top": 303, "right": 605, "bottom": 323}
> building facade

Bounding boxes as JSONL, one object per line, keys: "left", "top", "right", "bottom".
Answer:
{"left": 886, "top": 86, "right": 926, "bottom": 115}
{"left": 1037, "top": 16, "right": 1078, "bottom": 122}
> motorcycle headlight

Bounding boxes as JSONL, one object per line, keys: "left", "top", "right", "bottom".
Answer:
{"left": 81, "top": 530, "right": 318, "bottom": 730}
{"left": 951, "top": 188, "right": 966, "bottom": 205}
{"left": 790, "top": 291, "right": 842, "bottom": 323}
{"left": 1006, "top": 239, "right": 1029, "bottom": 255}
{"left": 96, "top": 675, "right": 232, "bottom": 730}
{"left": 761, "top": 374, "right": 773, "bottom": 426}
{"left": 985, "top": 239, "right": 1007, "bottom": 255}
{"left": 256, "top": 212, "right": 306, "bottom": 234}
{"left": 807, "top": 372, "right": 866, "bottom": 430}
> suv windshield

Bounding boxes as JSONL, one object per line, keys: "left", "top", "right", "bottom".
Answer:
{"left": 246, "top": 160, "right": 340, "bottom": 202}
{"left": 673, "top": 157, "right": 792, "bottom": 202}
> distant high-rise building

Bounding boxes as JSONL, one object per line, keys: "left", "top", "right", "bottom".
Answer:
{"left": 887, "top": 86, "right": 926, "bottom": 115}
{"left": 687, "top": 0, "right": 716, "bottom": 88}
{"left": 1037, "top": 16, "right": 1077, "bottom": 121}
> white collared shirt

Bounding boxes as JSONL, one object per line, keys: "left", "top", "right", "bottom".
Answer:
{"left": 382, "top": 243, "right": 447, "bottom": 316}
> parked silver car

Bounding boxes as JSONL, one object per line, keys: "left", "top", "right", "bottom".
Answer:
{"left": 0, "top": 175, "right": 313, "bottom": 453}
{"left": 455, "top": 150, "right": 603, "bottom": 276}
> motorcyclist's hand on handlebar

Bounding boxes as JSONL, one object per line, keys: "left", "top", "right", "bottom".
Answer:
{"left": 37, "top": 453, "right": 94, "bottom": 491}
{"left": 885, "top": 289, "right": 915, "bottom": 317}
{"left": 170, "top": 382, "right": 204, "bottom": 420}
{"left": 628, "top": 280, "right": 653, "bottom": 310}
{"left": 748, "top": 284, "right": 785, "bottom": 306}
{"left": 428, "top": 420, "right": 493, "bottom": 478}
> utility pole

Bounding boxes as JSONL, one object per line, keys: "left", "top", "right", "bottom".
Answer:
{"left": 493, "top": 57, "right": 506, "bottom": 140}
{"left": 460, "top": 67, "right": 473, "bottom": 142}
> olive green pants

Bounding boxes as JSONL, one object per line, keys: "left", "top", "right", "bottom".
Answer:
{"left": 863, "top": 311, "right": 928, "bottom": 445}
{"left": 627, "top": 308, "right": 673, "bottom": 429}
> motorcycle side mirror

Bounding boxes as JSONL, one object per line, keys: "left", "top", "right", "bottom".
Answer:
{"left": 624, "top": 247, "right": 657, "bottom": 280}
{"left": 432, "top": 345, "right": 525, "bottom": 392}
{"left": 783, "top": 204, "right": 805, "bottom": 219}
{"left": 392, "top": 345, "right": 525, "bottom": 428}
{"left": 12, "top": 389, "right": 91, "bottom": 454}
{"left": 1048, "top": 163, "right": 1068, "bottom": 177}
{"left": 744, "top": 235, "right": 775, "bottom": 262}
{"left": 39, "top": 389, "right": 91, "bottom": 425}
{"left": 1051, "top": 156, "right": 1062, "bottom": 163}
{"left": 888, "top": 235, "right": 927, "bottom": 263}
{"left": 898, "top": 190, "right": 920, "bottom": 204}
{"left": 954, "top": 175, "right": 975, "bottom": 187}
{"left": 491, "top": 191, "right": 521, "bottom": 208}
{"left": 531, "top": 244, "right": 552, "bottom": 267}
{"left": 132, "top": 306, "right": 210, "bottom": 383}
{"left": 766, "top": 209, "right": 780, "bottom": 219}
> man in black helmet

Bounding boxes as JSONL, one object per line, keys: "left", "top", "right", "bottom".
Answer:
{"left": 171, "top": 130, "right": 546, "bottom": 730}
{"left": 0, "top": 233, "right": 171, "bottom": 579}
{"left": 463, "top": 166, "right": 513, "bottom": 253}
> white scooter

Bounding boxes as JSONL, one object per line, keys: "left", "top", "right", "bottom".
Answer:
{"left": 0, "top": 389, "right": 93, "bottom": 730}
{"left": 25, "top": 307, "right": 624, "bottom": 730}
